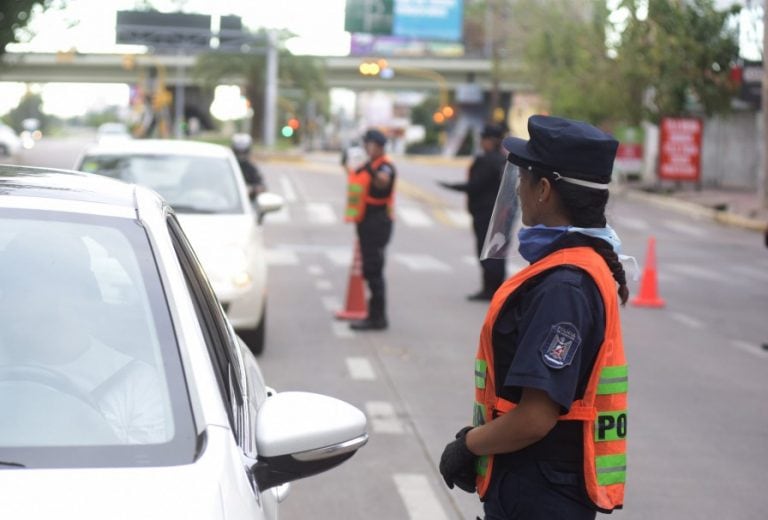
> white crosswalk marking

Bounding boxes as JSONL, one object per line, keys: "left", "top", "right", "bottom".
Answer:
{"left": 305, "top": 202, "right": 338, "bottom": 225}
{"left": 667, "top": 263, "right": 730, "bottom": 283}
{"left": 365, "top": 401, "right": 405, "bottom": 433}
{"left": 730, "top": 265, "right": 768, "bottom": 283}
{"left": 393, "top": 474, "right": 449, "bottom": 520}
{"left": 315, "top": 279, "right": 332, "bottom": 290}
{"left": 397, "top": 206, "right": 434, "bottom": 227}
{"left": 265, "top": 248, "right": 299, "bottom": 266}
{"left": 663, "top": 220, "right": 706, "bottom": 237}
{"left": 331, "top": 321, "right": 355, "bottom": 339}
{"left": 443, "top": 209, "right": 471, "bottom": 228}
{"left": 320, "top": 295, "right": 340, "bottom": 312}
{"left": 279, "top": 176, "right": 297, "bottom": 202}
{"left": 325, "top": 248, "right": 353, "bottom": 266}
{"left": 613, "top": 215, "right": 649, "bottom": 232}
{"left": 669, "top": 312, "right": 704, "bottom": 329}
{"left": 346, "top": 357, "right": 376, "bottom": 380}
{"left": 307, "top": 264, "right": 325, "bottom": 276}
{"left": 393, "top": 253, "right": 452, "bottom": 272}
{"left": 730, "top": 340, "right": 768, "bottom": 359}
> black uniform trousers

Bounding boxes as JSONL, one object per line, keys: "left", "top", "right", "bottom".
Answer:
{"left": 356, "top": 208, "right": 392, "bottom": 320}
{"left": 483, "top": 460, "right": 597, "bottom": 520}
{"left": 473, "top": 210, "right": 506, "bottom": 296}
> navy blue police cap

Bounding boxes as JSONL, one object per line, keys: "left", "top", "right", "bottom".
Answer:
{"left": 363, "top": 129, "right": 387, "bottom": 147}
{"left": 502, "top": 115, "right": 618, "bottom": 186}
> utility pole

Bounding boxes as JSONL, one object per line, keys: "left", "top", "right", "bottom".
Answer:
{"left": 263, "top": 30, "right": 278, "bottom": 149}
{"left": 762, "top": 1, "right": 768, "bottom": 207}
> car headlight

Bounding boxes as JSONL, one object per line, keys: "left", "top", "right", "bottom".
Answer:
{"left": 205, "top": 247, "right": 253, "bottom": 289}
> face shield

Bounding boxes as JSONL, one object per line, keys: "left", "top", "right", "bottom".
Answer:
{"left": 481, "top": 162, "right": 521, "bottom": 260}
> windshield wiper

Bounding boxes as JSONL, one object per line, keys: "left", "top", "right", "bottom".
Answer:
{"left": 0, "top": 461, "right": 25, "bottom": 468}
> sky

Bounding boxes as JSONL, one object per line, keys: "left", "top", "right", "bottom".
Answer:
{"left": 0, "top": 0, "right": 762, "bottom": 118}
{"left": 1, "top": 0, "right": 351, "bottom": 117}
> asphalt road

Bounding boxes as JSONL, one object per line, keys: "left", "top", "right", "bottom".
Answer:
{"left": 9, "top": 137, "right": 768, "bottom": 519}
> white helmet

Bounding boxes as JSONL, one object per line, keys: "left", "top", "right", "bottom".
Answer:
{"left": 232, "top": 133, "right": 252, "bottom": 153}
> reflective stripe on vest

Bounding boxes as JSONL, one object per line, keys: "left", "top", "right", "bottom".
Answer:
{"left": 472, "top": 247, "right": 627, "bottom": 512}
{"left": 344, "top": 155, "right": 394, "bottom": 223}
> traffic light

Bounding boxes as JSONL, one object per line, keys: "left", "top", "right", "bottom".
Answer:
{"left": 281, "top": 117, "right": 301, "bottom": 139}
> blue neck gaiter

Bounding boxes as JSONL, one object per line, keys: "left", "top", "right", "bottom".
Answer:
{"left": 517, "top": 224, "right": 623, "bottom": 263}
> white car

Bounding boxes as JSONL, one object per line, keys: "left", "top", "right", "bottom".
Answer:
{"left": 0, "top": 166, "right": 367, "bottom": 520}
{"left": 75, "top": 140, "right": 282, "bottom": 355}
{"left": 0, "top": 123, "right": 21, "bottom": 157}
{"left": 96, "top": 122, "right": 132, "bottom": 144}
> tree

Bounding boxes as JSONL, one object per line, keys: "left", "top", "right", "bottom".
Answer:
{"left": 5, "top": 91, "right": 50, "bottom": 132}
{"left": 616, "top": 0, "right": 741, "bottom": 123}
{"left": 0, "top": 0, "right": 53, "bottom": 58}
{"left": 497, "top": 0, "right": 740, "bottom": 127}
{"left": 193, "top": 29, "right": 327, "bottom": 144}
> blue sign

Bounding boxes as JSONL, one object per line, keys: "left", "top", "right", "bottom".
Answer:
{"left": 393, "top": 0, "right": 463, "bottom": 42}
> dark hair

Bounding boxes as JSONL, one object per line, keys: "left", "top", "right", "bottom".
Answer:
{"left": 527, "top": 167, "right": 629, "bottom": 305}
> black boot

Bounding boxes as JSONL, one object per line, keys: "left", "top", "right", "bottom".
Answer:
{"left": 350, "top": 316, "right": 388, "bottom": 331}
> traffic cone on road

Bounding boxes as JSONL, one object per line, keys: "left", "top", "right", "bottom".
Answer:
{"left": 335, "top": 240, "right": 368, "bottom": 320}
{"left": 631, "top": 236, "right": 665, "bottom": 308}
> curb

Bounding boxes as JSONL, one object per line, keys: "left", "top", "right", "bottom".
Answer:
{"left": 617, "top": 187, "right": 767, "bottom": 232}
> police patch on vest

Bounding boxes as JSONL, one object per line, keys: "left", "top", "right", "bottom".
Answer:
{"left": 541, "top": 322, "right": 581, "bottom": 369}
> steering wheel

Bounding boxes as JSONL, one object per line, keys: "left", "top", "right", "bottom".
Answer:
{"left": 0, "top": 364, "right": 103, "bottom": 414}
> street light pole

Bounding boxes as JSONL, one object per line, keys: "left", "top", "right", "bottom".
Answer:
{"left": 762, "top": 2, "right": 768, "bottom": 207}
{"left": 263, "top": 30, "right": 278, "bottom": 149}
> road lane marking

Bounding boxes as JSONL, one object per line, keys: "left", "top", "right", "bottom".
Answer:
{"left": 613, "top": 216, "right": 649, "bottom": 231}
{"left": 397, "top": 206, "right": 434, "bottom": 227}
{"left": 265, "top": 249, "right": 300, "bottom": 266}
{"left": 321, "top": 296, "right": 339, "bottom": 312}
{"left": 730, "top": 340, "right": 768, "bottom": 359}
{"left": 443, "top": 209, "right": 471, "bottom": 228}
{"left": 669, "top": 312, "right": 704, "bottom": 329}
{"left": 346, "top": 357, "right": 376, "bottom": 380}
{"left": 279, "top": 176, "right": 297, "bottom": 202}
{"left": 393, "top": 474, "right": 450, "bottom": 520}
{"left": 331, "top": 321, "right": 355, "bottom": 338}
{"left": 365, "top": 401, "right": 405, "bottom": 434}
{"left": 315, "top": 279, "right": 332, "bottom": 291}
{"left": 325, "top": 248, "right": 353, "bottom": 267}
{"left": 663, "top": 220, "right": 707, "bottom": 238}
{"left": 308, "top": 264, "right": 324, "bottom": 276}
{"left": 393, "top": 253, "right": 452, "bottom": 272}
{"left": 667, "top": 263, "right": 730, "bottom": 283}
{"left": 730, "top": 265, "right": 768, "bottom": 283}
{"left": 306, "top": 202, "right": 338, "bottom": 225}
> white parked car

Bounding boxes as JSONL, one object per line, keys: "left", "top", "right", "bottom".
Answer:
{"left": 0, "top": 166, "right": 367, "bottom": 520}
{"left": 0, "top": 123, "right": 21, "bottom": 157}
{"left": 75, "top": 140, "right": 282, "bottom": 355}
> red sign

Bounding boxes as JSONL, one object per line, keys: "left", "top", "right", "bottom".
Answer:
{"left": 658, "top": 117, "right": 703, "bottom": 181}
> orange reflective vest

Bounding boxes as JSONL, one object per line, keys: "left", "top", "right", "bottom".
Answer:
{"left": 473, "top": 247, "right": 627, "bottom": 512}
{"left": 344, "top": 156, "right": 395, "bottom": 223}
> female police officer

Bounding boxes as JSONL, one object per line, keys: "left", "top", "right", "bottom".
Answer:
{"left": 439, "top": 115, "right": 629, "bottom": 519}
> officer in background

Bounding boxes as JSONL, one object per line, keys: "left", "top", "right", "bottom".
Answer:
{"left": 232, "top": 133, "right": 266, "bottom": 200}
{"left": 343, "top": 129, "right": 396, "bottom": 331}
{"left": 439, "top": 115, "right": 629, "bottom": 519}
{"left": 439, "top": 123, "right": 509, "bottom": 301}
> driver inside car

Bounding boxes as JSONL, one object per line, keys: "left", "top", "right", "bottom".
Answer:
{"left": 0, "top": 231, "right": 168, "bottom": 445}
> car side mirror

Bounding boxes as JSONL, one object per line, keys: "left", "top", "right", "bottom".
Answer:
{"left": 255, "top": 192, "right": 284, "bottom": 224}
{"left": 251, "top": 392, "right": 368, "bottom": 491}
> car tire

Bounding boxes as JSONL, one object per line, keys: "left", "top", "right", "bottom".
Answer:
{"left": 238, "top": 306, "right": 266, "bottom": 356}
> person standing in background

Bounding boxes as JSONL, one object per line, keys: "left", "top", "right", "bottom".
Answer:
{"left": 439, "top": 123, "right": 509, "bottom": 301}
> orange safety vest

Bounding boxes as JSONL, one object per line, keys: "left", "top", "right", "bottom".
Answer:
{"left": 344, "top": 156, "right": 395, "bottom": 223}
{"left": 473, "top": 247, "right": 627, "bottom": 511}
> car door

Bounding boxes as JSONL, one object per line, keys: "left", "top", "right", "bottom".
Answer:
{"left": 166, "top": 213, "right": 277, "bottom": 520}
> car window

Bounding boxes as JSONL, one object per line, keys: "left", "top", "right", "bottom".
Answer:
{"left": 166, "top": 214, "right": 246, "bottom": 437}
{"left": 79, "top": 154, "right": 244, "bottom": 215}
{"left": 0, "top": 209, "right": 196, "bottom": 468}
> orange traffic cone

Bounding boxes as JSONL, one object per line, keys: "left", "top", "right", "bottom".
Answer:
{"left": 631, "top": 236, "right": 665, "bottom": 308}
{"left": 335, "top": 240, "right": 368, "bottom": 320}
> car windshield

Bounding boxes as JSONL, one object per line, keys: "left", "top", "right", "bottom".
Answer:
{"left": 79, "top": 154, "right": 244, "bottom": 214}
{"left": 0, "top": 209, "right": 196, "bottom": 468}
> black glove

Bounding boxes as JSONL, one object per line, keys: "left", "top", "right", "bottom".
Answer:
{"left": 341, "top": 149, "right": 348, "bottom": 167}
{"left": 439, "top": 426, "right": 477, "bottom": 493}
{"left": 437, "top": 180, "right": 453, "bottom": 189}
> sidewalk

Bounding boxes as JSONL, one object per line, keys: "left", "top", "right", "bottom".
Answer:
{"left": 618, "top": 183, "right": 768, "bottom": 233}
